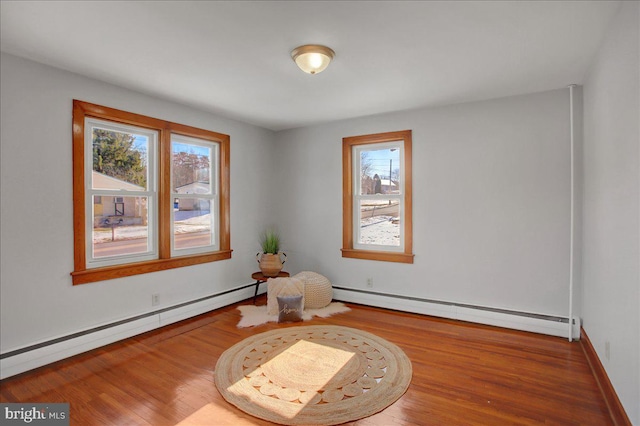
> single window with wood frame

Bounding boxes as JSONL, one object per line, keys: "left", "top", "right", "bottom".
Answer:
{"left": 342, "top": 130, "right": 414, "bottom": 263}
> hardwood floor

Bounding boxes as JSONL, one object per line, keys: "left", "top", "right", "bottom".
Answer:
{"left": 1, "top": 298, "right": 612, "bottom": 425}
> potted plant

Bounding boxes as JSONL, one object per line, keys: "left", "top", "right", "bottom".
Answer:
{"left": 257, "top": 230, "right": 287, "bottom": 277}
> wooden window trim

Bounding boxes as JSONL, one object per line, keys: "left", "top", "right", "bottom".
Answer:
{"left": 342, "top": 130, "right": 414, "bottom": 263}
{"left": 71, "top": 100, "right": 231, "bottom": 285}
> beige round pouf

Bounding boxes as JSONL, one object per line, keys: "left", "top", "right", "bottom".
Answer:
{"left": 294, "top": 271, "right": 333, "bottom": 309}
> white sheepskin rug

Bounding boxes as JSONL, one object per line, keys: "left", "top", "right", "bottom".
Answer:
{"left": 237, "top": 302, "right": 351, "bottom": 328}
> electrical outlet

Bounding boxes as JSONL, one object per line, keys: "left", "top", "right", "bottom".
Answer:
{"left": 152, "top": 293, "right": 160, "bottom": 307}
{"left": 366, "top": 278, "right": 373, "bottom": 288}
{"left": 605, "top": 341, "right": 610, "bottom": 360}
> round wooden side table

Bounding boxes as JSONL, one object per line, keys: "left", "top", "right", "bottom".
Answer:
{"left": 251, "top": 271, "right": 290, "bottom": 304}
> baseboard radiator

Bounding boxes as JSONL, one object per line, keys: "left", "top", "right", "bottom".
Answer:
{"left": 1, "top": 284, "right": 580, "bottom": 380}
{"left": 333, "top": 287, "right": 581, "bottom": 339}
{"left": 0, "top": 283, "right": 258, "bottom": 379}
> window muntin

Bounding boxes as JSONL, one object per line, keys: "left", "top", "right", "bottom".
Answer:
{"left": 171, "top": 134, "right": 218, "bottom": 256}
{"left": 85, "top": 118, "right": 158, "bottom": 268}
{"left": 342, "top": 130, "right": 413, "bottom": 264}
{"left": 72, "top": 100, "right": 231, "bottom": 285}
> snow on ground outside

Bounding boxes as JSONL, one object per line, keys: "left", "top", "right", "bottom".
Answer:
{"left": 359, "top": 215, "right": 400, "bottom": 246}
{"left": 95, "top": 212, "right": 400, "bottom": 246}
{"left": 93, "top": 213, "right": 211, "bottom": 242}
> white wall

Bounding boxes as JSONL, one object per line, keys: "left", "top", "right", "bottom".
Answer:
{"left": 0, "top": 53, "right": 276, "bottom": 352}
{"left": 274, "top": 88, "right": 572, "bottom": 318}
{"left": 582, "top": 1, "right": 640, "bottom": 423}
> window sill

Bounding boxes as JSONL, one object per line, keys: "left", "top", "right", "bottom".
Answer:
{"left": 71, "top": 250, "right": 233, "bottom": 285}
{"left": 341, "top": 248, "right": 414, "bottom": 264}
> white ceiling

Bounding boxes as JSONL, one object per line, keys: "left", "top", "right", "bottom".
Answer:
{"left": 0, "top": 1, "right": 620, "bottom": 131}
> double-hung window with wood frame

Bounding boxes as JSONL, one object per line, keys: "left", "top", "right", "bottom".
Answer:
{"left": 71, "top": 100, "right": 231, "bottom": 285}
{"left": 342, "top": 130, "right": 414, "bottom": 263}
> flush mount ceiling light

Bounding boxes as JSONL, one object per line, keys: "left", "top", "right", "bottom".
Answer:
{"left": 291, "top": 44, "right": 335, "bottom": 75}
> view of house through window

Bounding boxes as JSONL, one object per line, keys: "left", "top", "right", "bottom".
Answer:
{"left": 89, "top": 119, "right": 156, "bottom": 263}
{"left": 171, "top": 135, "right": 218, "bottom": 255}
{"left": 89, "top": 126, "right": 220, "bottom": 260}
{"left": 356, "top": 145, "right": 402, "bottom": 248}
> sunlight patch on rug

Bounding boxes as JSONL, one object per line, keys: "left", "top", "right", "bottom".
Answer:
{"left": 237, "top": 302, "right": 350, "bottom": 328}
{"left": 261, "top": 340, "right": 356, "bottom": 391}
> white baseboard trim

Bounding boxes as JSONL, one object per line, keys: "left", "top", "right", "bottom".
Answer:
{"left": 0, "top": 284, "right": 257, "bottom": 379}
{"left": 333, "top": 287, "right": 581, "bottom": 340}
{"left": 1, "top": 284, "right": 580, "bottom": 379}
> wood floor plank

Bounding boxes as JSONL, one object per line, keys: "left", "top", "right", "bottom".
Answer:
{"left": 0, "top": 297, "right": 613, "bottom": 425}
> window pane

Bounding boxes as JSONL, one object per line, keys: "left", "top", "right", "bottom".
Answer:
{"left": 358, "top": 199, "right": 400, "bottom": 246}
{"left": 174, "top": 198, "right": 213, "bottom": 250}
{"left": 92, "top": 196, "right": 150, "bottom": 258}
{"left": 359, "top": 147, "right": 401, "bottom": 195}
{"left": 172, "top": 140, "right": 212, "bottom": 194}
{"left": 92, "top": 127, "right": 148, "bottom": 190}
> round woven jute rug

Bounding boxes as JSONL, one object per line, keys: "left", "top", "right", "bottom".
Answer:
{"left": 214, "top": 325, "right": 412, "bottom": 425}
